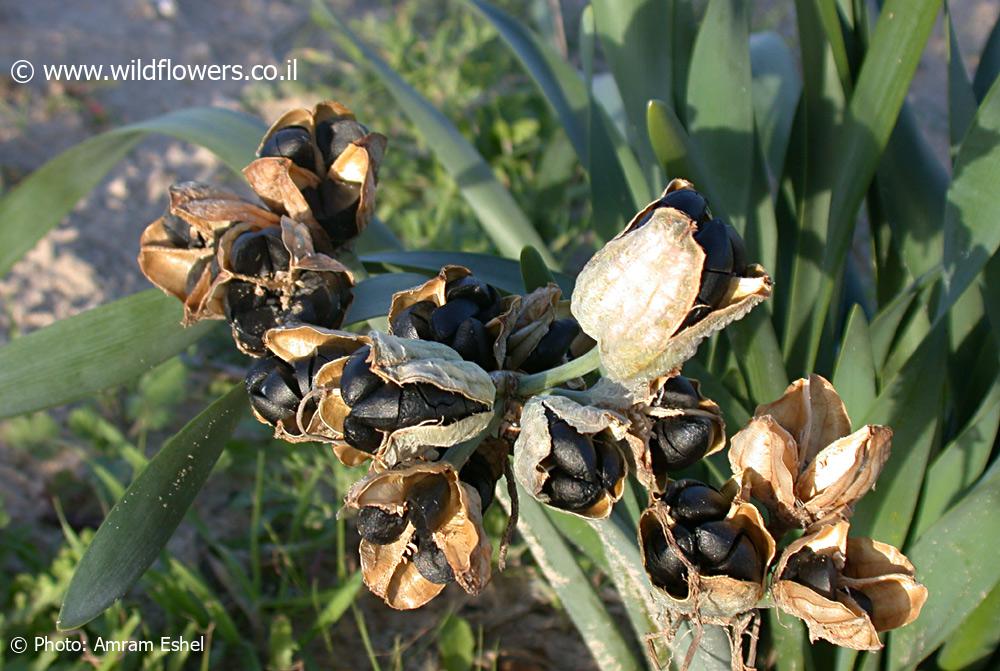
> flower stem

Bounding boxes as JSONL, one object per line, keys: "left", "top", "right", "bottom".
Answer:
{"left": 516, "top": 346, "right": 603, "bottom": 397}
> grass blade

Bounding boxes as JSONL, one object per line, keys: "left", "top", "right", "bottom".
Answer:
{"left": 315, "top": 1, "right": 554, "bottom": 266}
{"left": 59, "top": 384, "right": 247, "bottom": 629}
{"left": 0, "top": 107, "right": 263, "bottom": 277}
{"left": 831, "top": 304, "right": 877, "bottom": 424}
{"left": 750, "top": 31, "right": 802, "bottom": 183}
{"left": 0, "top": 290, "right": 216, "bottom": 420}
{"left": 973, "top": 12, "right": 1000, "bottom": 101}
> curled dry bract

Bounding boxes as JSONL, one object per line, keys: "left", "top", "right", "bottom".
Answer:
{"left": 345, "top": 462, "right": 492, "bottom": 610}
{"left": 512, "top": 395, "right": 630, "bottom": 519}
{"left": 570, "top": 180, "right": 771, "bottom": 386}
{"left": 771, "top": 521, "right": 927, "bottom": 650}
{"left": 728, "top": 375, "right": 892, "bottom": 527}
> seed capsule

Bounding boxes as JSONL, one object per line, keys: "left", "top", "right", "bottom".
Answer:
{"left": 390, "top": 300, "right": 435, "bottom": 340}
{"left": 357, "top": 506, "right": 408, "bottom": 545}
{"left": 663, "top": 479, "right": 730, "bottom": 528}
{"left": 650, "top": 415, "right": 713, "bottom": 471}
{"left": 412, "top": 532, "right": 456, "bottom": 585}
{"left": 259, "top": 125, "right": 316, "bottom": 171}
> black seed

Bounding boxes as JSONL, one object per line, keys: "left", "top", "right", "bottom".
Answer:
{"left": 430, "top": 299, "right": 480, "bottom": 341}
{"left": 645, "top": 524, "right": 694, "bottom": 597}
{"left": 293, "top": 351, "right": 330, "bottom": 397}
{"left": 347, "top": 384, "right": 402, "bottom": 429}
{"left": 545, "top": 473, "right": 602, "bottom": 511}
{"left": 846, "top": 587, "right": 875, "bottom": 617}
{"left": 247, "top": 357, "right": 299, "bottom": 425}
{"left": 520, "top": 319, "right": 582, "bottom": 374}
{"left": 398, "top": 384, "right": 474, "bottom": 426}
{"left": 316, "top": 118, "right": 367, "bottom": 168}
{"left": 340, "top": 345, "right": 381, "bottom": 407}
{"left": 785, "top": 548, "right": 838, "bottom": 600}
{"left": 343, "top": 414, "right": 382, "bottom": 453}
{"left": 651, "top": 415, "right": 713, "bottom": 471}
{"left": 713, "top": 534, "right": 763, "bottom": 583}
{"left": 697, "top": 270, "right": 731, "bottom": 310}
{"left": 357, "top": 506, "right": 407, "bottom": 545}
{"left": 547, "top": 415, "right": 598, "bottom": 482}
{"left": 694, "top": 219, "right": 735, "bottom": 274}
{"left": 449, "top": 317, "right": 494, "bottom": 370}
{"left": 162, "top": 212, "right": 201, "bottom": 248}
{"left": 663, "top": 480, "right": 730, "bottom": 528}
{"left": 694, "top": 520, "right": 742, "bottom": 566}
{"left": 407, "top": 475, "right": 452, "bottom": 533}
{"left": 228, "top": 297, "right": 281, "bottom": 355}
{"left": 259, "top": 363, "right": 302, "bottom": 412}
{"left": 390, "top": 300, "right": 435, "bottom": 340}
{"left": 596, "top": 438, "right": 625, "bottom": 492}
{"left": 287, "top": 271, "right": 346, "bottom": 329}
{"left": 445, "top": 276, "right": 495, "bottom": 309}
{"left": 259, "top": 125, "right": 315, "bottom": 171}
{"left": 660, "top": 188, "right": 710, "bottom": 224}
{"left": 679, "top": 304, "right": 713, "bottom": 329}
{"left": 412, "top": 533, "right": 455, "bottom": 584}
{"left": 658, "top": 376, "right": 700, "bottom": 409}
{"left": 460, "top": 453, "right": 496, "bottom": 512}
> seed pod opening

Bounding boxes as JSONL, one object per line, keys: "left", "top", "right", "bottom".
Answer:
{"left": 245, "top": 100, "right": 386, "bottom": 248}
{"left": 387, "top": 265, "right": 518, "bottom": 371}
{"left": 729, "top": 374, "right": 892, "bottom": 528}
{"left": 138, "top": 181, "right": 281, "bottom": 324}
{"left": 504, "top": 284, "right": 593, "bottom": 376}
{"left": 771, "top": 521, "right": 927, "bottom": 650}
{"left": 570, "top": 178, "right": 771, "bottom": 385}
{"left": 513, "top": 395, "right": 630, "bottom": 519}
{"left": 345, "top": 462, "right": 492, "bottom": 610}
{"left": 639, "top": 483, "right": 775, "bottom": 618}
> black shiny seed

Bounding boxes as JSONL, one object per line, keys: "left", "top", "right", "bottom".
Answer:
{"left": 162, "top": 212, "right": 202, "bottom": 248}
{"left": 357, "top": 506, "right": 408, "bottom": 545}
{"left": 316, "top": 118, "right": 367, "bottom": 169}
{"left": 445, "top": 276, "right": 496, "bottom": 309}
{"left": 650, "top": 415, "right": 713, "bottom": 471}
{"left": 398, "top": 384, "right": 475, "bottom": 426}
{"left": 302, "top": 181, "right": 362, "bottom": 245}
{"left": 713, "top": 533, "right": 763, "bottom": 583}
{"left": 450, "top": 317, "right": 494, "bottom": 370}
{"left": 347, "top": 384, "right": 402, "bottom": 429}
{"left": 520, "top": 319, "right": 582, "bottom": 374}
{"left": 645, "top": 524, "right": 695, "bottom": 597}
{"left": 407, "top": 475, "right": 452, "bottom": 533}
{"left": 596, "top": 438, "right": 625, "bottom": 492}
{"left": 229, "top": 228, "right": 287, "bottom": 276}
{"left": 547, "top": 414, "right": 598, "bottom": 482}
{"left": 390, "top": 300, "right": 435, "bottom": 340}
{"left": 658, "top": 376, "right": 700, "bottom": 409}
{"left": 785, "top": 548, "right": 838, "bottom": 600}
{"left": 412, "top": 533, "right": 455, "bottom": 584}
{"left": 695, "top": 219, "right": 735, "bottom": 274}
{"left": 246, "top": 357, "right": 300, "bottom": 425}
{"left": 544, "top": 473, "right": 602, "bottom": 511}
{"left": 342, "top": 414, "right": 382, "bottom": 453}
{"left": 430, "top": 299, "right": 480, "bottom": 341}
{"left": 847, "top": 587, "right": 875, "bottom": 617}
{"left": 340, "top": 346, "right": 382, "bottom": 407}
{"left": 660, "top": 188, "right": 711, "bottom": 224}
{"left": 292, "top": 347, "right": 336, "bottom": 396}
{"left": 663, "top": 480, "right": 730, "bottom": 528}
{"left": 694, "top": 520, "right": 742, "bottom": 566}
{"left": 259, "top": 126, "right": 315, "bottom": 171}
{"left": 286, "top": 271, "right": 346, "bottom": 328}
{"left": 460, "top": 452, "right": 496, "bottom": 512}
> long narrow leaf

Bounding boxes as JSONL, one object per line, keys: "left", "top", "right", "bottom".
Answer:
{"left": 0, "top": 291, "right": 215, "bottom": 420}
{"left": 59, "top": 385, "right": 247, "bottom": 629}
{"left": 749, "top": 31, "right": 802, "bottom": 183}
{"left": 831, "top": 304, "right": 877, "bottom": 424}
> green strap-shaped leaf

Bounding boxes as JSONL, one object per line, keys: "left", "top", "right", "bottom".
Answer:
{"left": 831, "top": 304, "right": 877, "bottom": 424}
{"left": 497, "top": 485, "right": 643, "bottom": 671}
{"left": 360, "top": 250, "right": 575, "bottom": 295}
{"left": 0, "top": 290, "right": 216, "bottom": 420}
{"left": 544, "top": 508, "right": 610, "bottom": 575}
{"left": 749, "top": 31, "right": 802, "bottom": 184}
{"left": 888, "top": 465, "right": 1000, "bottom": 670}
{"left": 314, "top": 2, "right": 554, "bottom": 267}
{"left": 59, "top": 384, "right": 247, "bottom": 629}
{"left": 519, "top": 246, "right": 556, "bottom": 292}
{"left": 343, "top": 273, "right": 432, "bottom": 326}
{"left": 935, "top": 579, "right": 1000, "bottom": 670}
{"left": 647, "top": 99, "right": 716, "bottom": 197}
{"left": 945, "top": 1, "right": 977, "bottom": 158}
{"left": 686, "top": 0, "right": 753, "bottom": 230}
{"left": 815, "top": 0, "right": 854, "bottom": 92}
{"left": 973, "top": 12, "right": 1000, "bottom": 101}
{"left": 0, "top": 107, "right": 264, "bottom": 277}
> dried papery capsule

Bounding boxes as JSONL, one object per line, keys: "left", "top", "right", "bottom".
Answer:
{"left": 626, "top": 375, "right": 726, "bottom": 494}
{"left": 504, "top": 284, "right": 593, "bottom": 375}
{"left": 639, "top": 481, "right": 775, "bottom": 618}
{"left": 771, "top": 521, "right": 927, "bottom": 650}
{"left": 513, "top": 395, "right": 631, "bottom": 519}
{"left": 345, "top": 462, "right": 492, "bottom": 610}
{"left": 570, "top": 178, "right": 771, "bottom": 386}
{"left": 387, "top": 265, "right": 518, "bottom": 371}
{"left": 138, "top": 181, "right": 281, "bottom": 324}
{"left": 244, "top": 100, "right": 387, "bottom": 247}
{"left": 729, "top": 374, "right": 892, "bottom": 528}
{"left": 206, "top": 217, "right": 354, "bottom": 356}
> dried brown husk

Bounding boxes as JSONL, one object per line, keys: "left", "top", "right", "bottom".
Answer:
{"left": 138, "top": 181, "right": 280, "bottom": 323}
{"left": 204, "top": 216, "right": 355, "bottom": 356}
{"left": 570, "top": 179, "right": 772, "bottom": 385}
{"left": 728, "top": 375, "right": 892, "bottom": 528}
{"left": 345, "top": 461, "right": 492, "bottom": 610}
{"left": 512, "top": 395, "right": 629, "bottom": 519}
{"left": 627, "top": 376, "right": 726, "bottom": 496}
{"left": 387, "top": 265, "right": 519, "bottom": 370}
{"left": 244, "top": 100, "right": 387, "bottom": 245}
{"left": 771, "top": 521, "right": 927, "bottom": 650}
{"left": 639, "top": 497, "right": 775, "bottom": 619}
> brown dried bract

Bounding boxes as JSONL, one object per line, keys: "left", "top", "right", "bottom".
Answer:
{"left": 728, "top": 375, "right": 892, "bottom": 528}
{"left": 570, "top": 179, "right": 771, "bottom": 385}
{"left": 345, "top": 461, "right": 492, "bottom": 610}
{"left": 771, "top": 521, "right": 927, "bottom": 650}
